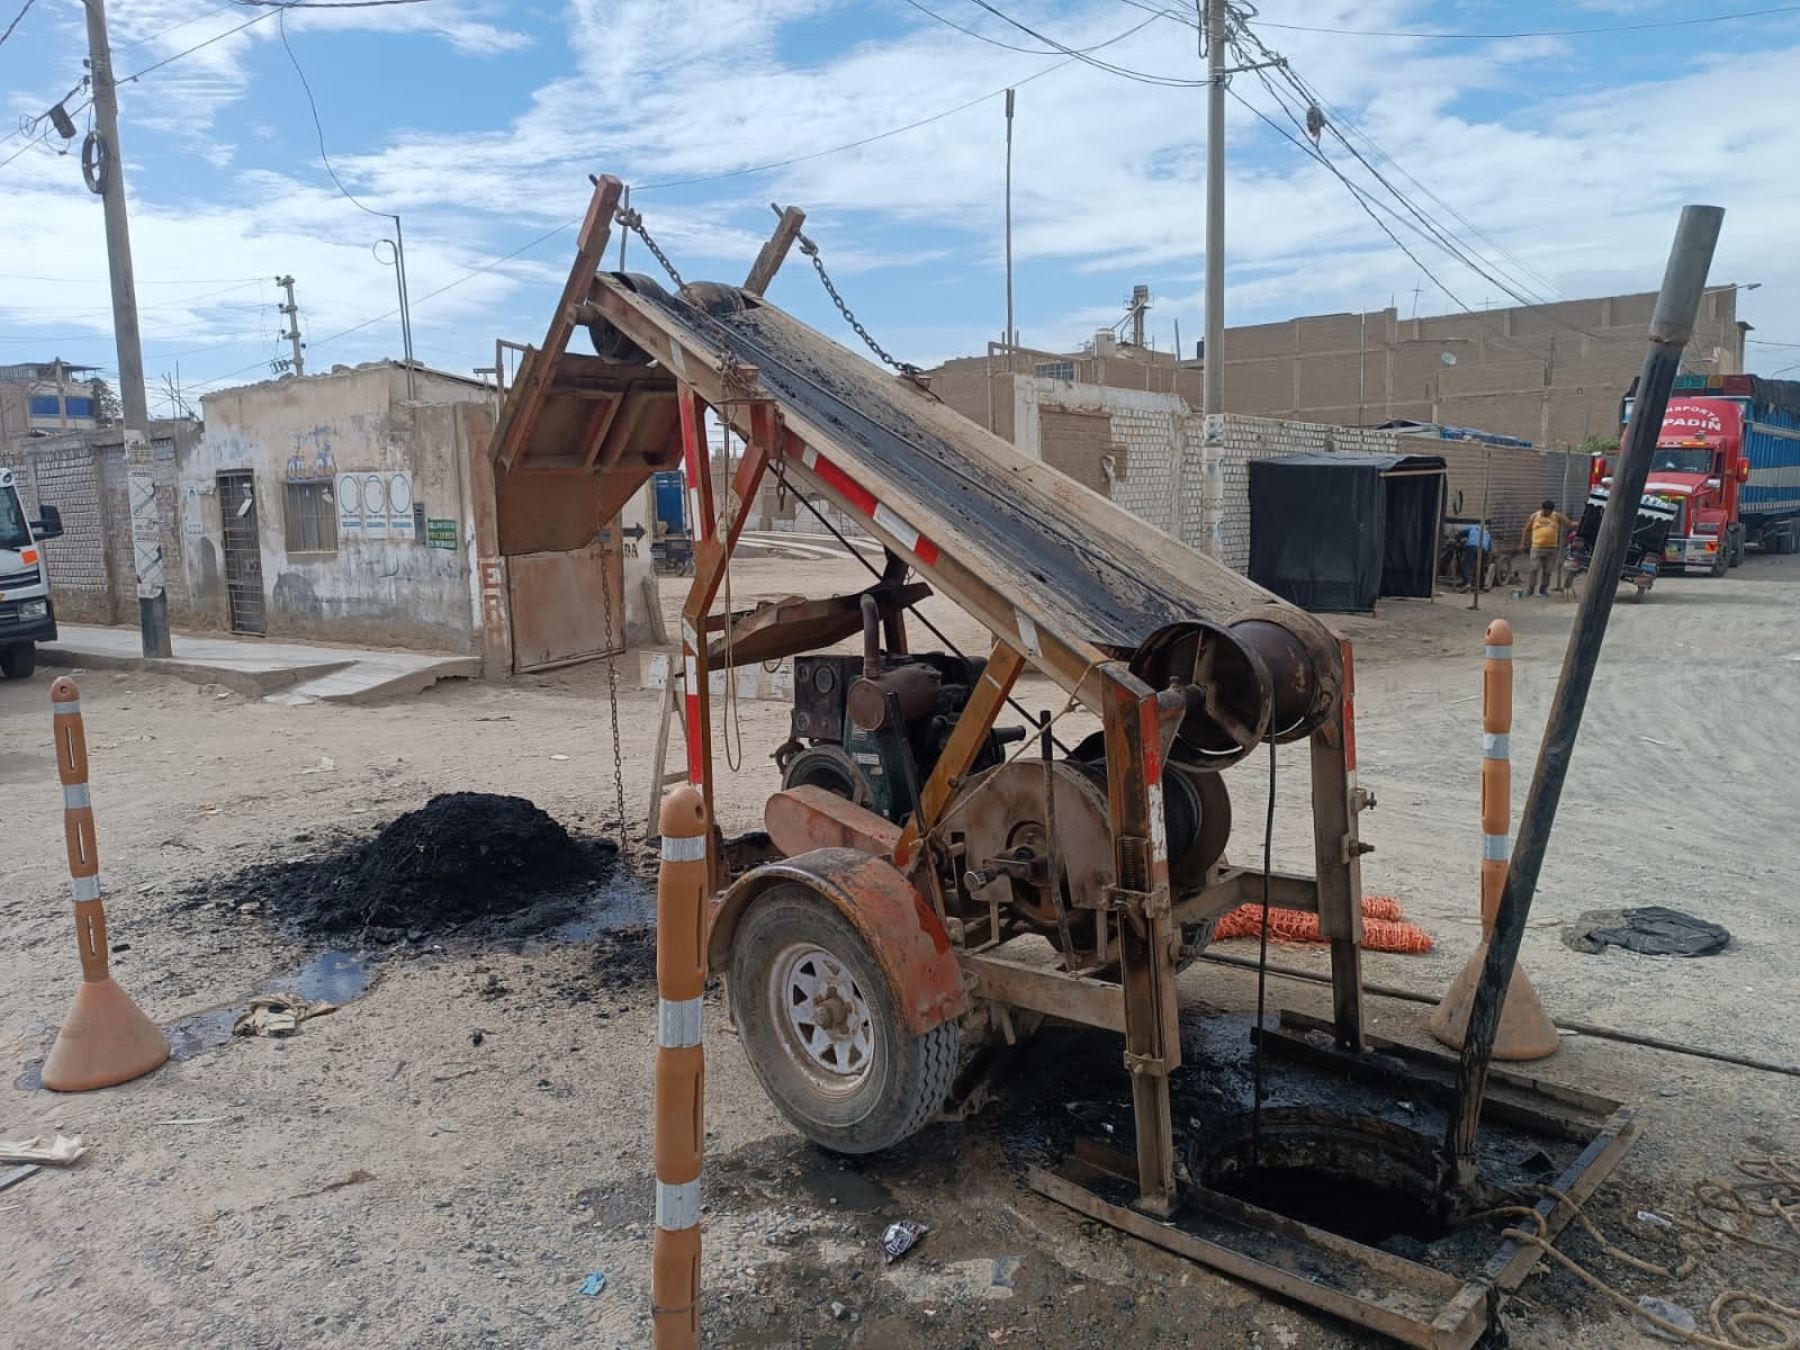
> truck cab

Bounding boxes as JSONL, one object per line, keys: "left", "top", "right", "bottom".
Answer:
{"left": 1603, "top": 395, "right": 1751, "bottom": 575}
{"left": 0, "top": 467, "right": 64, "bottom": 679}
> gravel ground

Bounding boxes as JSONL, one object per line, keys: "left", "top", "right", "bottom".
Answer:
{"left": 2, "top": 552, "right": 1796, "bottom": 1347}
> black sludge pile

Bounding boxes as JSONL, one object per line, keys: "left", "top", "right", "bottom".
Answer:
{"left": 190, "top": 792, "right": 619, "bottom": 937}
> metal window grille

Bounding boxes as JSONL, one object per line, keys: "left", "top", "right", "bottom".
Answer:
{"left": 283, "top": 479, "right": 338, "bottom": 555}
{"left": 1034, "top": 360, "right": 1076, "bottom": 381}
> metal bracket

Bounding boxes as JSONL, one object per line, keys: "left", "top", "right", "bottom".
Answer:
{"left": 1123, "top": 1050, "right": 1168, "bottom": 1077}
{"left": 1101, "top": 882, "right": 1171, "bottom": 920}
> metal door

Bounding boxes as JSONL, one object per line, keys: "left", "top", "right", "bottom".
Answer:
{"left": 217, "top": 471, "right": 266, "bottom": 635}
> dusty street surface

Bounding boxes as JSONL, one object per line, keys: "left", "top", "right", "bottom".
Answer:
{"left": 3, "top": 553, "right": 1797, "bottom": 1348}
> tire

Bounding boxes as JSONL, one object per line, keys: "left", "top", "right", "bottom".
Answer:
{"left": 729, "top": 885, "right": 959, "bottom": 1154}
{"left": 1729, "top": 528, "right": 1745, "bottom": 568}
{"left": 0, "top": 644, "right": 35, "bottom": 679}
{"left": 1710, "top": 544, "right": 1728, "bottom": 577}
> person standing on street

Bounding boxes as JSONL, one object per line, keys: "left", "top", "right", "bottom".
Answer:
{"left": 1521, "top": 499, "right": 1574, "bottom": 597}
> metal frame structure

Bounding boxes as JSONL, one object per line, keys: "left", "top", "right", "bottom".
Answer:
{"left": 490, "top": 174, "right": 1636, "bottom": 1338}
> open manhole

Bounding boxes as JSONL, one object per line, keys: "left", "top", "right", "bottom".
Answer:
{"left": 1198, "top": 1107, "right": 1453, "bottom": 1246}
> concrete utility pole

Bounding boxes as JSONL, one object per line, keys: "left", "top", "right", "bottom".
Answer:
{"left": 276, "top": 274, "right": 306, "bottom": 377}
{"left": 1198, "top": 0, "right": 1229, "bottom": 556}
{"left": 1202, "top": 0, "right": 1226, "bottom": 417}
{"left": 84, "top": 0, "right": 171, "bottom": 658}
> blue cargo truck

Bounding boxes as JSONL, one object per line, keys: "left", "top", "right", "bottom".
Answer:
{"left": 1617, "top": 372, "right": 1800, "bottom": 570}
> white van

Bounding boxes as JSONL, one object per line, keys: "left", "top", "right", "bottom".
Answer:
{"left": 0, "top": 466, "right": 64, "bottom": 679}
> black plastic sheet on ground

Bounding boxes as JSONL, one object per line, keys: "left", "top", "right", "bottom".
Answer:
{"left": 1565, "top": 905, "right": 1731, "bottom": 957}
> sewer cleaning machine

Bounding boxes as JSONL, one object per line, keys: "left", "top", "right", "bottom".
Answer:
{"left": 488, "top": 176, "right": 1370, "bottom": 1218}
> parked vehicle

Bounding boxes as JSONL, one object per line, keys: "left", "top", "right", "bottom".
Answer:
{"left": 650, "top": 468, "right": 694, "bottom": 575}
{"left": 0, "top": 467, "right": 64, "bottom": 679}
{"left": 1610, "top": 373, "right": 1800, "bottom": 574}
{"left": 1562, "top": 490, "right": 1676, "bottom": 603}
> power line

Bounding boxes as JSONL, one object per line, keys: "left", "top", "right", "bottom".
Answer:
{"left": 1250, "top": 4, "right": 1800, "bottom": 40}
{"left": 274, "top": 5, "right": 387, "bottom": 219}
{"left": 0, "top": 0, "right": 36, "bottom": 49}
{"left": 958, "top": 0, "right": 1209, "bottom": 85}
{"left": 901, "top": 0, "right": 1140, "bottom": 54}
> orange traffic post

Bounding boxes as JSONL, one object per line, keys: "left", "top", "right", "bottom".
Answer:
{"left": 39, "top": 677, "right": 170, "bottom": 1092}
{"left": 652, "top": 785, "right": 708, "bottom": 1349}
{"left": 1428, "top": 621, "right": 1560, "bottom": 1060}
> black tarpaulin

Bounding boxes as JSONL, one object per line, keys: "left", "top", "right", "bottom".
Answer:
{"left": 1248, "top": 453, "right": 1446, "bottom": 613}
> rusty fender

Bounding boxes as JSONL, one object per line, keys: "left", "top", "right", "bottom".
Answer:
{"left": 707, "top": 847, "right": 967, "bottom": 1035}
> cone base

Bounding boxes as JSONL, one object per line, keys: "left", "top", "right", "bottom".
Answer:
{"left": 1427, "top": 939, "right": 1560, "bottom": 1062}
{"left": 40, "top": 976, "right": 170, "bottom": 1093}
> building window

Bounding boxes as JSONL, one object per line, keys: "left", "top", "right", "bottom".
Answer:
{"left": 1034, "top": 360, "right": 1076, "bottom": 381}
{"left": 283, "top": 479, "right": 338, "bottom": 555}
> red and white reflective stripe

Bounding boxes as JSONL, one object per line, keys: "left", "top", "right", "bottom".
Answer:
{"left": 682, "top": 624, "right": 704, "bottom": 784}
{"left": 799, "top": 446, "right": 940, "bottom": 566}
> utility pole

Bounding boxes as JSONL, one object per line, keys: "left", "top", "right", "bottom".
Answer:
{"left": 84, "top": 0, "right": 171, "bottom": 658}
{"left": 1203, "top": 0, "right": 1226, "bottom": 417}
{"left": 1198, "top": 0, "right": 1229, "bottom": 557}
{"left": 1004, "top": 88, "right": 1016, "bottom": 351}
{"left": 276, "top": 274, "right": 306, "bottom": 377}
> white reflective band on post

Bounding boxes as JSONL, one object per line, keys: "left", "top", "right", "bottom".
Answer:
{"left": 1484, "top": 645, "right": 1513, "bottom": 661}
{"left": 660, "top": 834, "right": 707, "bottom": 863}
{"left": 53, "top": 699, "right": 81, "bottom": 716}
{"left": 1482, "top": 733, "right": 1511, "bottom": 760}
{"left": 655, "top": 1178, "right": 701, "bottom": 1231}
{"left": 70, "top": 874, "right": 101, "bottom": 901}
{"left": 684, "top": 655, "right": 699, "bottom": 692}
{"left": 801, "top": 446, "right": 820, "bottom": 470}
{"left": 658, "top": 997, "right": 703, "bottom": 1049}
{"left": 62, "top": 784, "right": 91, "bottom": 809}
{"left": 871, "top": 502, "right": 918, "bottom": 551}
{"left": 1482, "top": 833, "right": 1512, "bottom": 862}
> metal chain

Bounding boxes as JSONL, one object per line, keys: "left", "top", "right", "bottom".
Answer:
{"left": 598, "top": 532, "right": 631, "bottom": 858}
{"left": 616, "top": 204, "right": 757, "bottom": 405}
{"left": 797, "top": 232, "right": 923, "bottom": 377}
{"left": 614, "top": 206, "right": 686, "bottom": 292}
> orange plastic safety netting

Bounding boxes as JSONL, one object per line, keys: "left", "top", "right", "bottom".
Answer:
{"left": 1211, "top": 894, "right": 1433, "bottom": 954}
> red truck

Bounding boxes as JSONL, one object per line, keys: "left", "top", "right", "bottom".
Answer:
{"left": 1601, "top": 373, "right": 1800, "bottom": 575}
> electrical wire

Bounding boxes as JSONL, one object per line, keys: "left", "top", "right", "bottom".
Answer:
{"left": 901, "top": 0, "right": 1143, "bottom": 55}
{"left": 274, "top": 4, "right": 388, "bottom": 219}
{"left": 1251, "top": 4, "right": 1800, "bottom": 41}
{"left": 0, "top": 0, "right": 35, "bottom": 50}
{"left": 1231, "top": 24, "right": 1572, "bottom": 319}
{"left": 960, "top": 0, "right": 1210, "bottom": 85}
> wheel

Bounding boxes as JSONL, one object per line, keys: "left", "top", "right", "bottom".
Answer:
{"left": 1710, "top": 544, "right": 1728, "bottom": 577}
{"left": 729, "top": 885, "right": 959, "bottom": 1154}
{"left": 0, "top": 644, "right": 35, "bottom": 679}
{"left": 1729, "top": 528, "right": 1745, "bottom": 568}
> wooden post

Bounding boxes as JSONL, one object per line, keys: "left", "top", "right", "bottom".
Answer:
{"left": 1311, "top": 637, "right": 1366, "bottom": 1051}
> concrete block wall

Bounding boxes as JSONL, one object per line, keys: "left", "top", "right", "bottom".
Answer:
{"left": 13, "top": 442, "right": 112, "bottom": 622}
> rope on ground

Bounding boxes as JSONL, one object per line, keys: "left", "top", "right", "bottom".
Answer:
{"left": 1466, "top": 1164, "right": 1800, "bottom": 1349}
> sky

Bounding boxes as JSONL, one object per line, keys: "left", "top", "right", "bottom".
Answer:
{"left": 3, "top": 0, "right": 1799, "bottom": 415}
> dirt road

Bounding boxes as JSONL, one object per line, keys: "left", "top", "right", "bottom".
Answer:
{"left": 3, "top": 554, "right": 1797, "bottom": 1347}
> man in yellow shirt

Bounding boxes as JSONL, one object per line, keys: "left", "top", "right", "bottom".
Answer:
{"left": 1521, "top": 499, "right": 1574, "bottom": 596}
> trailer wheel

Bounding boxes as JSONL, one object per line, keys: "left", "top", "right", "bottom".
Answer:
{"left": 0, "top": 644, "right": 35, "bottom": 679}
{"left": 729, "top": 885, "right": 958, "bottom": 1155}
